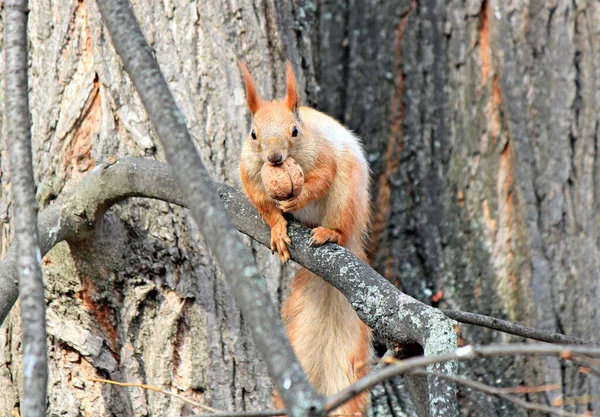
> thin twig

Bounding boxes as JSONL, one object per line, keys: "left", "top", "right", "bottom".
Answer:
{"left": 553, "top": 394, "right": 600, "bottom": 407}
{"left": 412, "top": 370, "right": 582, "bottom": 417}
{"left": 502, "top": 383, "right": 561, "bottom": 394}
{"left": 325, "top": 343, "right": 600, "bottom": 412}
{"left": 442, "top": 309, "right": 596, "bottom": 346}
{"left": 181, "top": 411, "right": 286, "bottom": 417}
{"left": 5, "top": 0, "right": 48, "bottom": 416}
{"left": 569, "top": 357, "right": 600, "bottom": 377}
{"left": 87, "top": 377, "right": 221, "bottom": 413}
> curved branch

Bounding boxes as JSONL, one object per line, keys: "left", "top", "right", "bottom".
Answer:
{"left": 0, "top": 158, "right": 186, "bottom": 322}
{"left": 0, "top": 158, "right": 456, "bottom": 416}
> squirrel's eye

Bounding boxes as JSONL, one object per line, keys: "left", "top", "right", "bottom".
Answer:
{"left": 292, "top": 126, "right": 298, "bottom": 137}
{"left": 251, "top": 129, "right": 257, "bottom": 140}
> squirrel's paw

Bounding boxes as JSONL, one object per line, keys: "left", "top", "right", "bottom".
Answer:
{"left": 271, "top": 222, "right": 292, "bottom": 263}
{"left": 275, "top": 196, "right": 303, "bottom": 213}
{"left": 309, "top": 226, "right": 341, "bottom": 247}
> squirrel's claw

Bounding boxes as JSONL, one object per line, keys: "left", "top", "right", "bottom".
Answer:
{"left": 271, "top": 222, "right": 291, "bottom": 263}
{"left": 276, "top": 195, "right": 302, "bottom": 213}
{"left": 309, "top": 226, "right": 340, "bottom": 247}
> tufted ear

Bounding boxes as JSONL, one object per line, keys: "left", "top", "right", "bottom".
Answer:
{"left": 238, "top": 60, "right": 262, "bottom": 115}
{"left": 285, "top": 61, "right": 299, "bottom": 115}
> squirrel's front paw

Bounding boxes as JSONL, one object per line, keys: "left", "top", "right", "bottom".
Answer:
{"left": 309, "top": 226, "right": 341, "bottom": 247}
{"left": 275, "top": 195, "right": 303, "bottom": 213}
{"left": 271, "top": 222, "right": 292, "bottom": 263}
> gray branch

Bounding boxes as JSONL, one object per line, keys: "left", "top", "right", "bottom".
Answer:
{"left": 4, "top": 1, "right": 48, "bottom": 416}
{"left": 91, "top": 1, "right": 323, "bottom": 415}
{"left": 413, "top": 370, "right": 579, "bottom": 417}
{"left": 441, "top": 309, "right": 597, "bottom": 346}
{"left": 326, "top": 343, "right": 600, "bottom": 412}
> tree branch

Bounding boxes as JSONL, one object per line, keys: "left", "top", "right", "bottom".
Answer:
{"left": 412, "top": 370, "right": 580, "bottom": 417}
{"left": 5, "top": 0, "right": 48, "bottom": 415}
{"left": 183, "top": 343, "right": 600, "bottom": 417}
{"left": 325, "top": 343, "right": 600, "bottom": 412}
{"left": 0, "top": 158, "right": 458, "bottom": 415}
{"left": 442, "top": 309, "right": 596, "bottom": 346}
{"left": 87, "top": 377, "right": 222, "bottom": 413}
{"left": 92, "top": 1, "right": 324, "bottom": 416}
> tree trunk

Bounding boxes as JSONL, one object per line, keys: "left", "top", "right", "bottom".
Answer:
{"left": 332, "top": 0, "right": 600, "bottom": 416}
{"left": 0, "top": 0, "right": 597, "bottom": 416}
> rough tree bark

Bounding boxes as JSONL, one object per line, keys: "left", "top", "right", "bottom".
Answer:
{"left": 327, "top": 0, "right": 600, "bottom": 416}
{"left": 0, "top": 0, "right": 597, "bottom": 416}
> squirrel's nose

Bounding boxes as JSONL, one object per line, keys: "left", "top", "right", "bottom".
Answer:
{"left": 267, "top": 153, "right": 284, "bottom": 165}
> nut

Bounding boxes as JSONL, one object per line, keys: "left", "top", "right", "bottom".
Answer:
{"left": 261, "top": 157, "right": 304, "bottom": 201}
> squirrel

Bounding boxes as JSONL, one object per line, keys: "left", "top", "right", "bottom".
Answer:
{"left": 238, "top": 61, "right": 372, "bottom": 416}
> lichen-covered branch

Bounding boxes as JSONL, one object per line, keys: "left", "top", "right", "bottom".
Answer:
{"left": 0, "top": 158, "right": 455, "bottom": 416}
{"left": 216, "top": 179, "right": 459, "bottom": 417}
{"left": 5, "top": 1, "right": 48, "bottom": 415}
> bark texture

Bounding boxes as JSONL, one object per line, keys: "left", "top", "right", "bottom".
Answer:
{"left": 326, "top": 0, "right": 600, "bottom": 416}
{"left": 0, "top": 0, "right": 598, "bottom": 416}
{"left": 1, "top": 0, "right": 310, "bottom": 415}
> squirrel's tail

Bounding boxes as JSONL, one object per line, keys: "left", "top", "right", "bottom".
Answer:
{"left": 277, "top": 266, "right": 372, "bottom": 416}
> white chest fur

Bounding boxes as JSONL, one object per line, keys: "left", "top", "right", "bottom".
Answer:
{"left": 292, "top": 199, "right": 323, "bottom": 227}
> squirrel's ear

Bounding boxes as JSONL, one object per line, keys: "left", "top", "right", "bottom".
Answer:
{"left": 285, "top": 61, "right": 300, "bottom": 115}
{"left": 238, "top": 60, "right": 262, "bottom": 115}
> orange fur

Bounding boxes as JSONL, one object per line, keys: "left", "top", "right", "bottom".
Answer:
{"left": 238, "top": 62, "right": 372, "bottom": 416}
{"left": 285, "top": 61, "right": 300, "bottom": 114}
{"left": 239, "top": 61, "right": 263, "bottom": 114}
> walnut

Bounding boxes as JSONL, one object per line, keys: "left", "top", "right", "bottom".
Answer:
{"left": 261, "top": 157, "right": 304, "bottom": 201}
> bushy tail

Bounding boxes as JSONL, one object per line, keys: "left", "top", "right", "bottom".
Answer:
{"left": 277, "top": 267, "right": 372, "bottom": 416}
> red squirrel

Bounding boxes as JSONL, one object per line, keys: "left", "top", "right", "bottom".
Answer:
{"left": 238, "top": 61, "right": 372, "bottom": 416}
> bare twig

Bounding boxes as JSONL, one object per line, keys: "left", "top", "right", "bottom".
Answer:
{"left": 87, "top": 377, "right": 221, "bottom": 413}
{"left": 412, "top": 370, "right": 581, "bottom": 417}
{"left": 325, "top": 344, "right": 600, "bottom": 412}
{"left": 442, "top": 309, "right": 596, "bottom": 346}
{"left": 92, "top": 3, "right": 324, "bottom": 415}
{"left": 554, "top": 394, "right": 600, "bottom": 407}
{"left": 183, "top": 343, "right": 598, "bottom": 417}
{"left": 181, "top": 411, "right": 286, "bottom": 417}
{"left": 502, "top": 383, "right": 561, "bottom": 394}
{"left": 5, "top": 1, "right": 48, "bottom": 416}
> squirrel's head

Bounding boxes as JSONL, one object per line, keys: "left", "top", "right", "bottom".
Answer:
{"left": 239, "top": 61, "right": 305, "bottom": 166}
